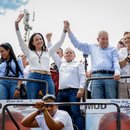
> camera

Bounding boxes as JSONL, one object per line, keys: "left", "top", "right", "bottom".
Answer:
{"left": 83, "top": 54, "right": 88, "bottom": 58}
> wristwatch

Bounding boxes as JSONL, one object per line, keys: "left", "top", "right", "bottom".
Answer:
{"left": 16, "top": 86, "right": 21, "bottom": 91}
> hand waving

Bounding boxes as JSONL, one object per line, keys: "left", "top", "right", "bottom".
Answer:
{"left": 15, "top": 13, "right": 24, "bottom": 24}
{"left": 15, "top": 13, "right": 24, "bottom": 30}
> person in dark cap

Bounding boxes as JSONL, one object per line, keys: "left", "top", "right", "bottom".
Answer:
{"left": 21, "top": 94, "right": 74, "bottom": 130}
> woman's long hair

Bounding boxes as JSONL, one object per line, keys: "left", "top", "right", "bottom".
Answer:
{"left": 0, "top": 43, "right": 23, "bottom": 77}
{"left": 28, "top": 32, "right": 47, "bottom": 51}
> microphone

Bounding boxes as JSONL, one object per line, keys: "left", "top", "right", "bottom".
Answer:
{"left": 83, "top": 54, "right": 88, "bottom": 58}
{"left": 83, "top": 54, "right": 88, "bottom": 72}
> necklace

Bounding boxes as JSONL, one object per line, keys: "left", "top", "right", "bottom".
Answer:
{"left": 35, "top": 51, "right": 43, "bottom": 63}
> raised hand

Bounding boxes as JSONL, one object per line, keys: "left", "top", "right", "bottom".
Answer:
{"left": 35, "top": 101, "right": 46, "bottom": 111}
{"left": 63, "top": 20, "right": 71, "bottom": 33}
{"left": 46, "top": 33, "right": 52, "bottom": 42}
{"left": 15, "top": 13, "right": 24, "bottom": 30}
{"left": 15, "top": 13, "right": 24, "bottom": 24}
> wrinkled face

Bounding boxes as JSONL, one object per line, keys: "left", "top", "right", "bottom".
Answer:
{"left": 45, "top": 99, "right": 58, "bottom": 117}
{"left": 0, "top": 47, "right": 10, "bottom": 60}
{"left": 64, "top": 48, "right": 75, "bottom": 62}
{"left": 97, "top": 32, "right": 109, "bottom": 48}
{"left": 124, "top": 33, "right": 130, "bottom": 47}
{"left": 32, "top": 34, "right": 44, "bottom": 50}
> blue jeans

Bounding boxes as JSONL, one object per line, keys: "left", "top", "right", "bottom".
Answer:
{"left": 91, "top": 73, "right": 118, "bottom": 99}
{"left": 26, "top": 72, "right": 55, "bottom": 99}
{"left": 0, "top": 79, "right": 18, "bottom": 99}
{"left": 57, "top": 89, "right": 85, "bottom": 130}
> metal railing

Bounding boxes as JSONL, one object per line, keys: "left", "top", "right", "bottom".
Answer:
{"left": 1, "top": 75, "right": 128, "bottom": 130}
{"left": 86, "top": 75, "right": 130, "bottom": 82}
{"left": 1, "top": 102, "right": 121, "bottom": 130}
{"left": 0, "top": 76, "right": 48, "bottom": 94}
{"left": 0, "top": 76, "right": 48, "bottom": 130}
{"left": 85, "top": 75, "right": 130, "bottom": 98}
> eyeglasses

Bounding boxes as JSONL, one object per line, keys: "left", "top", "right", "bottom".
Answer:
{"left": 65, "top": 52, "right": 74, "bottom": 54}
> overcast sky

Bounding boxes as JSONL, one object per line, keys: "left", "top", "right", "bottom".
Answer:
{"left": 0, "top": 0, "right": 130, "bottom": 70}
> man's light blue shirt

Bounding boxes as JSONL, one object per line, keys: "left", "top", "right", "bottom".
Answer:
{"left": 69, "top": 32, "right": 120, "bottom": 74}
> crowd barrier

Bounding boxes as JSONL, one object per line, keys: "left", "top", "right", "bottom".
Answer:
{"left": 85, "top": 75, "right": 130, "bottom": 98}
{"left": 0, "top": 76, "right": 48, "bottom": 130}
{"left": 1, "top": 102, "right": 120, "bottom": 130}
{"left": 1, "top": 75, "right": 130, "bottom": 130}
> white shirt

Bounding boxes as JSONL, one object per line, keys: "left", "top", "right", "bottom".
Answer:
{"left": 35, "top": 109, "right": 74, "bottom": 130}
{"left": 51, "top": 51, "right": 86, "bottom": 89}
{"left": 0, "top": 58, "right": 23, "bottom": 78}
{"left": 118, "top": 47, "right": 130, "bottom": 83}
{"left": 59, "top": 60, "right": 86, "bottom": 89}
{"left": 16, "top": 30, "right": 66, "bottom": 72}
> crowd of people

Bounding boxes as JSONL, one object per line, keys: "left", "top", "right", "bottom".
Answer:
{"left": 0, "top": 13, "right": 130, "bottom": 129}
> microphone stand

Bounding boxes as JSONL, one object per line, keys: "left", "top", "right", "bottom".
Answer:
{"left": 83, "top": 54, "right": 89, "bottom": 101}
{"left": 83, "top": 53, "right": 93, "bottom": 99}
{"left": 83, "top": 54, "right": 88, "bottom": 73}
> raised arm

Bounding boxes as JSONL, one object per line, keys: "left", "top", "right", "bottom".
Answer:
{"left": 48, "top": 21, "right": 66, "bottom": 56}
{"left": 15, "top": 14, "right": 29, "bottom": 57}
{"left": 46, "top": 33, "right": 52, "bottom": 47}
{"left": 46, "top": 33, "right": 62, "bottom": 68}
{"left": 64, "top": 20, "right": 91, "bottom": 54}
{"left": 22, "top": 101, "right": 64, "bottom": 130}
{"left": 21, "top": 110, "right": 39, "bottom": 128}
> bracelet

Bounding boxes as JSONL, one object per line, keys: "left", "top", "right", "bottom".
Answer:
{"left": 15, "top": 22, "right": 19, "bottom": 30}
{"left": 128, "top": 56, "right": 130, "bottom": 61}
{"left": 125, "top": 57, "right": 130, "bottom": 62}
{"left": 125, "top": 57, "right": 128, "bottom": 62}
{"left": 36, "top": 110, "right": 41, "bottom": 115}
{"left": 63, "top": 29, "right": 67, "bottom": 33}
{"left": 15, "top": 86, "right": 20, "bottom": 91}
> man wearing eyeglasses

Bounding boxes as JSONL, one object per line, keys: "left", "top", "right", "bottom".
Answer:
{"left": 118, "top": 32, "right": 130, "bottom": 98}
{"left": 21, "top": 94, "right": 74, "bottom": 130}
{"left": 50, "top": 47, "right": 86, "bottom": 130}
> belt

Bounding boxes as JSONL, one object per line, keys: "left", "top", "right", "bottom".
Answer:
{"left": 30, "top": 70, "right": 51, "bottom": 75}
{"left": 92, "top": 70, "right": 114, "bottom": 74}
{"left": 59, "top": 88, "right": 78, "bottom": 92}
{"left": 7, "top": 75, "right": 17, "bottom": 77}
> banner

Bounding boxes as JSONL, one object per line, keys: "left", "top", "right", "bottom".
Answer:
{"left": 85, "top": 99, "right": 130, "bottom": 130}
{"left": 0, "top": 99, "right": 41, "bottom": 130}
{"left": 1, "top": 99, "right": 130, "bottom": 130}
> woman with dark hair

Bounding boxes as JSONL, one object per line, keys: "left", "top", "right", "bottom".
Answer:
{"left": 15, "top": 14, "right": 66, "bottom": 99}
{"left": 0, "top": 43, "right": 24, "bottom": 99}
